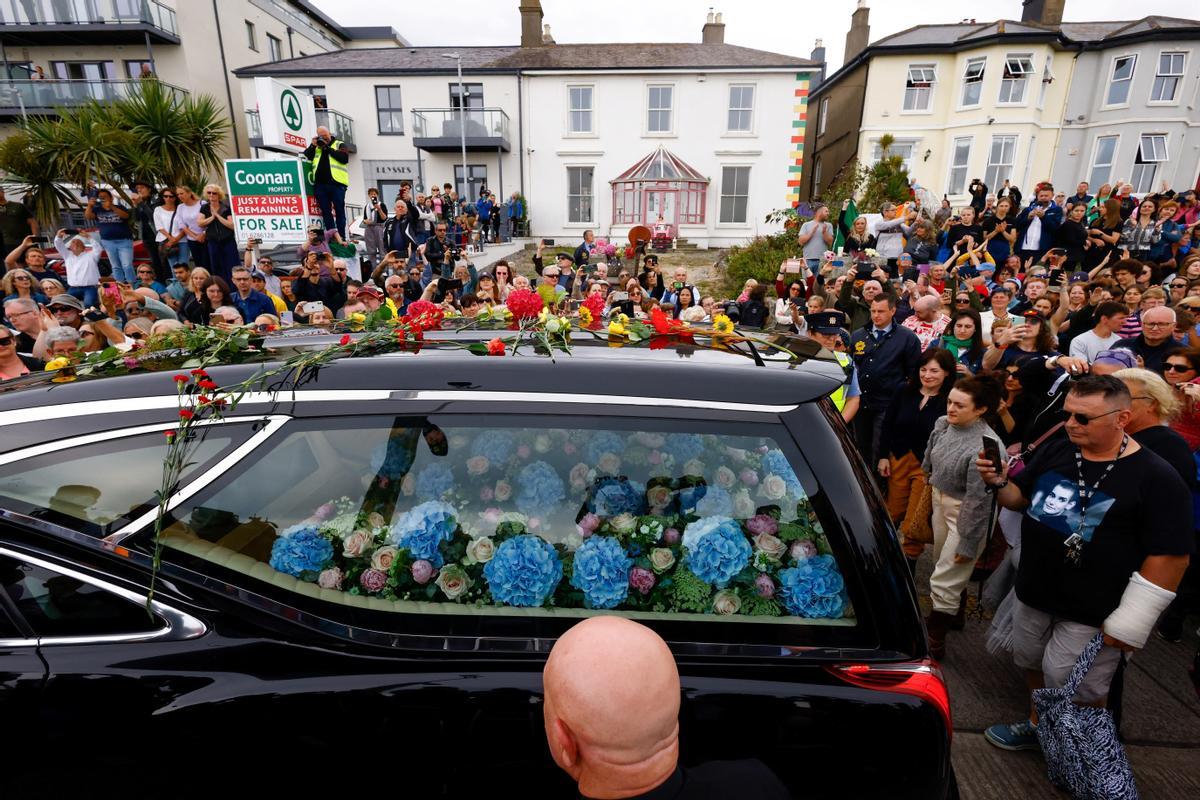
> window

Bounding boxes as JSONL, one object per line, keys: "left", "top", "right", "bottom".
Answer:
{"left": 156, "top": 417, "right": 855, "bottom": 636}
{"left": 567, "top": 166, "right": 594, "bottom": 224}
{"left": 811, "top": 157, "right": 822, "bottom": 190}
{"left": 818, "top": 97, "right": 829, "bottom": 136}
{"left": 719, "top": 166, "right": 751, "bottom": 224}
{"left": 1132, "top": 134, "right": 1168, "bottom": 193}
{"left": 1, "top": 555, "right": 160, "bottom": 639}
{"left": 267, "top": 34, "right": 282, "bottom": 63}
{"left": 568, "top": 85, "right": 593, "bottom": 134}
{"left": 1151, "top": 52, "right": 1185, "bottom": 103}
{"left": 903, "top": 64, "right": 936, "bottom": 111}
{"left": 647, "top": 85, "right": 673, "bottom": 133}
{"left": 449, "top": 82, "right": 484, "bottom": 110}
{"left": 1038, "top": 55, "right": 1054, "bottom": 107}
{"left": 872, "top": 140, "right": 916, "bottom": 173}
{"left": 947, "top": 136, "right": 972, "bottom": 195}
{"left": 454, "top": 165, "right": 487, "bottom": 202}
{"left": 961, "top": 57, "right": 986, "bottom": 106}
{"left": 727, "top": 84, "right": 755, "bottom": 132}
{"left": 0, "top": 427, "right": 245, "bottom": 537}
{"left": 293, "top": 84, "right": 327, "bottom": 109}
{"left": 246, "top": 20, "right": 257, "bottom": 51}
{"left": 998, "top": 54, "right": 1034, "bottom": 104}
{"left": 1088, "top": 135, "right": 1118, "bottom": 188}
{"left": 1105, "top": 55, "right": 1136, "bottom": 106}
{"left": 375, "top": 86, "right": 404, "bottom": 135}
{"left": 123, "top": 60, "right": 152, "bottom": 79}
{"left": 984, "top": 135, "right": 1017, "bottom": 188}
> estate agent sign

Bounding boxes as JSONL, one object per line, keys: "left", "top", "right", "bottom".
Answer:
{"left": 254, "top": 77, "right": 315, "bottom": 152}
{"left": 224, "top": 158, "right": 312, "bottom": 245}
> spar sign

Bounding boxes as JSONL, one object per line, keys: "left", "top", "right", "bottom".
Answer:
{"left": 224, "top": 159, "right": 312, "bottom": 245}
{"left": 253, "top": 77, "right": 315, "bottom": 153}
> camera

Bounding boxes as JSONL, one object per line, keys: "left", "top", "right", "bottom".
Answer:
{"left": 723, "top": 302, "right": 741, "bottom": 324}
{"left": 449, "top": 246, "right": 463, "bottom": 259}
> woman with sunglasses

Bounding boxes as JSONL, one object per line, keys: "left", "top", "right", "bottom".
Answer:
{"left": 1160, "top": 349, "right": 1200, "bottom": 449}
{"left": 0, "top": 328, "right": 42, "bottom": 380}
{"left": 2, "top": 268, "right": 48, "bottom": 310}
{"left": 773, "top": 281, "right": 807, "bottom": 333}
{"left": 153, "top": 188, "right": 189, "bottom": 269}
{"left": 40, "top": 278, "right": 65, "bottom": 299}
{"left": 475, "top": 272, "right": 501, "bottom": 306}
{"left": 608, "top": 279, "right": 648, "bottom": 319}
{"left": 198, "top": 184, "right": 239, "bottom": 283}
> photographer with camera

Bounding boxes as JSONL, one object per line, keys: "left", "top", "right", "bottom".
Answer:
{"left": 423, "top": 220, "right": 458, "bottom": 282}
{"left": 361, "top": 188, "right": 388, "bottom": 269}
{"left": 293, "top": 250, "right": 347, "bottom": 317}
{"left": 303, "top": 125, "right": 351, "bottom": 238}
{"left": 969, "top": 178, "right": 988, "bottom": 214}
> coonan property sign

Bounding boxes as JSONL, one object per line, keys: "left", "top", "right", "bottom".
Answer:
{"left": 224, "top": 159, "right": 312, "bottom": 245}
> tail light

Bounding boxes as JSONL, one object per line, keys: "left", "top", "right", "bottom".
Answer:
{"left": 826, "top": 659, "right": 952, "bottom": 740}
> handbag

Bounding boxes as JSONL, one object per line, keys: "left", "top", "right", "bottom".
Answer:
{"left": 1033, "top": 633, "right": 1138, "bottom": 799}
{"left": 158, "top": 207, "right": 180, "bottom": 261}
{"left": 900, "top": 483, "right": 934, "bottom": 545}
{"left": 1006, "top": 420, "right": 1065, "bottom": 479}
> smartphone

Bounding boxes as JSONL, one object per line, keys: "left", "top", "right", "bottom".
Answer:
{"left": 280, "top": 311, "right": 294, "bottom": 326}
{"left": 584, "top": 263, "right": 597, "bottom": 274}
{"left": 610, "top": 291, "right": 629, "bottom": 303}
{"left": 209, "top": 313, "right": 224, "bottom": 325}
{"left": 981, "top": 436, "right": 1004, "bottom": 471}
{"left": 541, "top": 238, "right": 555, "bottom": 246}
{"left": 30, "top": 235, "right": 49, "bottom": 245}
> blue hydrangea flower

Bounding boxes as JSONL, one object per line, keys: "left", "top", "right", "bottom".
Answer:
{"left": 584, "top": 431, "right": 626, "bottom": 465}
{"left": 677, "top": 482, "right": 708, "bottom": 512}
{"left": 415, "top": 462, "right": 456, "bottom": 501}
{"left": 591, "top": 477, "right": 647, "bottom": 516}
{"left": 369, "top": 439, "right": 415, "bottom": 479}
{"left": 484, "top": 534, "right": 563, "bottom": 607}
{"left": 470, "top": 430, "right": 516, "bottom": 465}
{"left": 762, "top": 448, "right": 803, "bottom": 495}
{"left": 683, "top": 519, "right": 751, "bottom": 588}
{"left": 694, "top": 484, "right": 733, "bottom": 517}
{"left": 268, "top": 526, "right": 333, "bottom": 578}
{"left": 390, "top": 500, "right": 458, "bottom": 568}
{"left": 516, "top": 460, "right": 566, "bottom": 516}
{"left": 570, "top": 536, "right": 632, "bottom": 609}
{"left": 664, "top": 433, "right": 705, "bottom": 465}
{"left": 778, "top": 554, "right": 847, "bottom": 618}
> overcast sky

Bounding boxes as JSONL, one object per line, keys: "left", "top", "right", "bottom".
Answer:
{"left": 310, "top": 0, "right": 1199, "bottom": 71}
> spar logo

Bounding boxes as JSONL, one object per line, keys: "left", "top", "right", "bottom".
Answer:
{"left": 280, "top": 89, "right": 303, "bottom": 131}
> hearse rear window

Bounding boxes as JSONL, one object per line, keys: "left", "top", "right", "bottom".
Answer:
{"left": 159, "top": 417, "right": 854, "bottom": 627}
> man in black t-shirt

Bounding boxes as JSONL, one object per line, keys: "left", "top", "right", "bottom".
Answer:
{"left": 977, "top": 376, "right": 1192, "bottom": 752}
{"left": 1113, "top": 305, "right": 1182, "bottom": 374}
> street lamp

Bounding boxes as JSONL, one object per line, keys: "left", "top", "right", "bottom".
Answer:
{"left": 442, "top": 53, "right": 469, "bottom": 209}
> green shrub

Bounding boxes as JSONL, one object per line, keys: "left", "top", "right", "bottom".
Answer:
{"left": 722, "top": 232, "right": 805, "bottom": 297}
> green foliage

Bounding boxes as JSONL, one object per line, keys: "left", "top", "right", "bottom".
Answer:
{"left": 740, "top": 592, "right": 782, "bottom": 617}
{"left": 670, "top": 566, "right": 713, "bottom": 613}
{"left": 723, "top": 231, "right": 805, "bottom": 297}
{"left": 858, "top": 134, "right": 912, "bottom": 212}
{"left": 815, "top": 159, "right": 869, "bottom": 209}
{"left": 0, "top": 80, "right": 230, "bottom": 226}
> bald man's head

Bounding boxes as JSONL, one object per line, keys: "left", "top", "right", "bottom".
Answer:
{"left": 915, "top": 294, "right": 941, "bottom": 321}
{"left": 543, "top": 617, "right": 680, "bottom": 796}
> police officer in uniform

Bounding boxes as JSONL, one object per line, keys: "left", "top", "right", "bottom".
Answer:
{"left": 804, "top": 310, "right": 860, "bottom": 424}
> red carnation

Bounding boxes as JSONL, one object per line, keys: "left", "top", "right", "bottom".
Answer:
{"left": 178, "top": 409, "right": 195, "bottom": 421}
{"left": 487, "top": 338, "right": 506, "bottom": 356}
{"left": 582, "top": 293, "right": 606, "bottom": 326}
{"left": 189, "top": 369, "right": 208, "bottom": 377}
{"left": 339, "top": 334, "right": 352, "bottom": 346}
{"left": 404, "top": 300, "right": 445, "bottom": 330}
{"left": 506, "top": 288, "right": 544, "bottom": 321}
{"left": 197, "top": 379, "right": 218, "bottom": 391}
{"left": 172, "top": 374, "right": 188, "bottom": 384}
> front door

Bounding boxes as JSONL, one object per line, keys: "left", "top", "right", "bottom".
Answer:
{"left": 646, "top": 191, "right": 677, "bottom": 234}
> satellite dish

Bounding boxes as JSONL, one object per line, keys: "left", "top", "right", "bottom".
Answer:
{"left": 629, "top": 225, "right": 652, "bottom": 246}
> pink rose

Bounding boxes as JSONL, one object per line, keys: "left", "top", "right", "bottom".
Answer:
{"left": 411, "top": 559, "right": 437, "bottom": 584}
{"left": 739, "top": 468, "right": 759, "bottom": 487}
{"left": 528, "top": 516, "right": 541, "bottom": 530}
{"left": 569, "top": 462, "right": 592, "bottom": 490}
{"left": 715, "top": 466, "right": 736, "bottom": 489}
{"left": 123, "top": 356, "right": 140, "bottom": 368}
{"left": 371, "top": 545, "right": 399, "bottom": 572}
{"left": 481, "top": 507, "right": 502, "bottom": 525}
{"left": 517, "top": 445, "right": 531, "bottom": 459}
{"left": 791, "top": 539, "right": 819, "bottom": 561}
{"left": 754, "top": 573, "right": 776, "bottom": 598}
{"left": 313, "top": 503, "right": 335, "bottom": 521}
{"left": 597, "top": 452, "right": 621, "bottom": 475}
{"left": 753, "top": 533, "right": 786, "bottom": 561}
{"left": 746, "top": 514, "right": 779, "bottom": 537}
{"left": 317, "top": 567, "right": 344, "bottom": 590}
{"left": 563, "top": 442, "right": 577, "bottom": 455}
{"left": 343, "top": 530, "right": 373, "bottom": 558}
{"left": 646, "top": 484, "right": 672, "bottom": 511}
{"left": 663, "top": 527, "right": 681, "bottom": 545}
{"left": 648, "top": 450, "right": 663, "bottom": 465}
{"left": 466, "top": 455, "right": 490, "bottom": 476}
{"left": 479, "top": 485, "right": 494, "bottom": 502}
{"left": 359, "top": 568, "right": 387, "bottom": 592}
{"left": 577, "top": 512, "right": 601, "bottom": 535}
{"left": 494, "top": 480, "right": 513, "bottom": 502}
{"left": 629, "top": 567, "right": 656, "bottom": 595}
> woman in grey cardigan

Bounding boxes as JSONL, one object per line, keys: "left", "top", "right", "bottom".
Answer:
{"left": 921, "top": 375, "right": 1004, "bottom": 659}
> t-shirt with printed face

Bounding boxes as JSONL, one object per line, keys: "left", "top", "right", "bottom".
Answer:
{"left": 1013, "top": 437, "right": 1194, "bottom": 627}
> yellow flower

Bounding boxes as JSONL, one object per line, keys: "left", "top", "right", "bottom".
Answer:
{"left": 45, "top": 357, "right": 71, "bottom": 370}
{"left": 538, "top": 307, "right": 550, "bottom": 323}
{"left": 350, "top": 312, "right": 366, "bottom": 323}
{"left": 712, "top": 314, "right": 734, "bottom": 335}
{"left": 608, "top": 320, "right": 627, "bottom": 336}
{"left": 618, "top": 313, "right": 630, "bottom": 325}
{"left": 558, "top": 316, "right": 572, "bottom": 332}
{"left": 578, "top": 307, "right": 594, "bottom": 326}
{"left": 45, "top": 357, "right": 76, "bottom": 382}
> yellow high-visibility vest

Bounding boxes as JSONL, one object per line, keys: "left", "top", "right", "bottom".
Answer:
{"left": 309, "top": 139, "right": 349, "bottom": 187}
{"left": 830, "top": 351, "right": 852, "bottom": 411}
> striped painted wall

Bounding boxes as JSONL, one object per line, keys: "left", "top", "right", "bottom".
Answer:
{"left": 787, "top": 72, "right": 811, "bottom": 208}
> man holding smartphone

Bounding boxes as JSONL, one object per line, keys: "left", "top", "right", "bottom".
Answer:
{"left": 4, "top": 235, "right": 58, "bottom": 284}
{"left": 361, "top": 188, "right": 388, "bottom": 269}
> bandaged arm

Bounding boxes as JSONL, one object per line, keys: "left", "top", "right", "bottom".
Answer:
{"left": 1102, "top": 568, "right": 1182, "bottom": 650}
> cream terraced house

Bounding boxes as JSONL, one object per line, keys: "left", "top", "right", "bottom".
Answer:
{"left": 803, "top": 1, "right": 1200, "bottom": 206}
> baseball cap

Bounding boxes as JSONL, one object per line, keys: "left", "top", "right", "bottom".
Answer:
{"left": 47, "top": 294, "right": 84, "bottom": 311}
{"left": 1093, "top": 349, "right": 1137, "bottom": 369}
{"left": 356, "top": 285, "right": 384, "bottom": 301}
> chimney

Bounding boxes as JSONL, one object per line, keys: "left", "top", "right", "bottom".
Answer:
{"left": 844, "top": 1, "right": 870, "bottom": 64}
{"left": 542, "top": 23, "right": 555, "bottom": 45}
{"left": 810, "top": 38, "right": 827, "bottom": 88}
{"left": 702, "top": 10, "right": 725, "bottom": 44}
{"left": 520, "top": 0, "right": 544, "bottom": 48}
{"left": 1021, "top": 0, "right": 1065, "bottom": 26}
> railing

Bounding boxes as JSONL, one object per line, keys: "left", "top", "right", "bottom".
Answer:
{"left": 245, "top": 109, "right": 356, "bottom": 148}
{"left": 0, "top": 0, "right": 178, "bottom": 35}
{"left": 411, "top": 108, "right": 511, "bottom": 143}
{"left": 0, "top": 78, "right": 188, "bottom": 111}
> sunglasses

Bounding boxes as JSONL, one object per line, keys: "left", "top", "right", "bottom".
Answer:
{"left": 126, "top": 331, "right": 145, "bottom": 340}
{"left": 1067, "top": 408, "right": 1122, "bottom": 426}
{"left": 0, "top": 337, "right": 13, "bottom": 346}
{"left": 13, "top": 275, "right": 30, "bottom": 280}
{"left": 1171, "top": 283, "right": 1187, "bottom": 288}
{"left": 1164, "top": 363, "right": 1195, "bottom": 373}
{"left": 161, "top": 193, "right": 176, "bottom": 199}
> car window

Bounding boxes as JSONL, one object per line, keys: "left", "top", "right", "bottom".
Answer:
{"left": 0, "top": 555, "right": 160, "bottom": 639}
{"left": 0, "top": 425, "right": 249, "bottom": 536}
{"left": 159, "top": 416, "right": 856, "bottom": 640}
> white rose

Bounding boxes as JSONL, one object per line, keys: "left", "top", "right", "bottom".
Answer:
{"left": 367, "top": 512, "right": 386, "bottom": 529}
{"left": 465, "top": 536, "right": 496, "bottom": 565}
{"left": 435, "top": 565, "right": 473, "bottom": 600}
{"left": 343, "top": 529, "right": 374, "bottom": 558}
{"left": 466, "top": 455, "right": 490, "bottom": 475}
{"left": 649, "top": 548, "right": 676, "bottom": 574}
{"left": 569, "top": 462, "right": 593, "bottom": 490}
{"left": 317, "top": 567, "right": 344, "bottom": 590}
{"left": 611, "top": 513, "right": 637, "bottom": 534}
{"left": 732, "top": 489, "right": 756, "bottom": 518}
{"left": 534, "top": 434, "right": 552, "bottom": 453}
{"left": 712, "top": 589, "right": 742, "bottom": 616}
{"left": 494, "top": 480, "right": 513, "bottom": 502}
{"left": 752, "top": 533, "right": 787, "bottom": 561}
{"left": 715, "top": 466, "right": 736, "bottom": 489}
{"left": 759, "top": 474, "right": 787, "bottom": 501}
{"left": 371, "top": 545, "right": 399, "bottom": 571}
{"left": 683, "top": 458, "right": 706, "bottom": 477}
{"left": 597, "top": 452, "right": 622, "bottom": 475}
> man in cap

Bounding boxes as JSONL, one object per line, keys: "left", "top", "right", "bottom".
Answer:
{"left": 532, "top": 240, "right": 576, "bottom": 292}
{"left": 355, "top": 284, "right": 386, "bottom": 316}
{"left": 52, "top": 228, "right": 102, "bottom": 309}
{"left": 805, "top": 310, "right": 860, "bottom": 423}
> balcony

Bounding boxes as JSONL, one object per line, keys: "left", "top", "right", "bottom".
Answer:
{"left": 411, "top": 108, "right": 511, "bottom": 153}
{"left": 0, "top": 1, "right": 180, "bottom": 45}
{"left": 245, "top": 109, "right": 357, "bottom": 153}
{"left": 0, "top": 78, "right": 188, "bottom": 120}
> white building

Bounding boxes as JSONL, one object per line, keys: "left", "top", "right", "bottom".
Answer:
{"left": 235, "top": 3, "right": 823, "bottom": 247}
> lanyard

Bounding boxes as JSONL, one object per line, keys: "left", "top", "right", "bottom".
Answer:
{"left": 1063, "top": 434, "right": 1128, "bottom": 565}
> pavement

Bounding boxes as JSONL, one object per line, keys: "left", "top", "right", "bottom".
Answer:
{"left": 912, "top": 560, "right": 1200, "bottom": 798}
